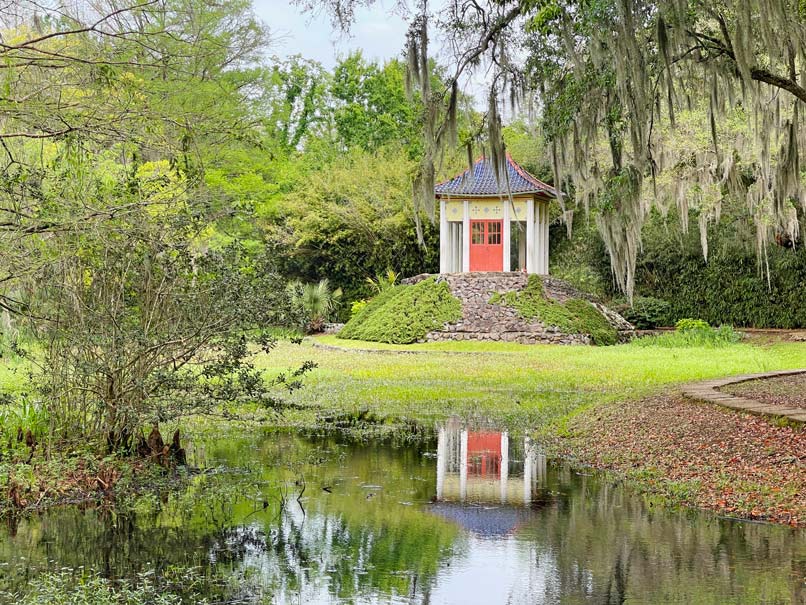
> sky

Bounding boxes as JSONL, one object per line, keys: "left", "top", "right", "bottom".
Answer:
{"left": 252, "top": 1, "right": 409, "bottom": 69}
{"left": 250, "top": 0, "right": 494, "bottom": 109}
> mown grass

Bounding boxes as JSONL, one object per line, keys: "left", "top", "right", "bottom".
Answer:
{"left": 3, "top": 335, "right": 806, "bottom": 435}
{"left": 258, "top": 336, "right": 806, "bottom": 432}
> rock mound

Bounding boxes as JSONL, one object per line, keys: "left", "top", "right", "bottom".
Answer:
{"left": 402, "top": 273, "right": 634, "bottom": 345}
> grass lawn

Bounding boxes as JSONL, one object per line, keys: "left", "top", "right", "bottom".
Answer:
{"left": 259, "top": 335, "right": 806, "bottom": 432}
{"left": 263, "top": 336, "right": 806, "bottom": 524}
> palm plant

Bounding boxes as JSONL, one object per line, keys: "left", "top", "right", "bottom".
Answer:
{"left": 300, "top": 279, "right": 342, "bottom": 333}
{"left": 366, "top": 269, "right": 398, "bottom": 294}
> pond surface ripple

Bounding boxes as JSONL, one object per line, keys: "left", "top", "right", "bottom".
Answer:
{"left": 0, "top": 421, "right": 803, "bottom": 604}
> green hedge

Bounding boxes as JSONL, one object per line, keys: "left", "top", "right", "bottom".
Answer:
{"left": 634, "top": 208, "right": 806, "bottom": 328}
{"left": 337, "top": 277, "right": 462, "bottom": 344}
{"left": 490, "top": 275, "right": 618, "bottom": 345}
{"left": 548, "top": 202, "right": 806, "bottom": 329}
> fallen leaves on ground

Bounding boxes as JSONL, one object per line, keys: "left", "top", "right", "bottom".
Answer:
{"left": 551, "top": 394, "right": 805, "bottom": 526}
{"left": 724, "top": 373, "right": 806, "bottom": 409}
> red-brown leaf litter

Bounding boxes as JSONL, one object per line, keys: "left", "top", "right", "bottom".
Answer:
{"left": 552, "top": 393, "right": 806, "bottom": 526}
{"left": 724, "top": 373, "right": 806, "bottom": 409}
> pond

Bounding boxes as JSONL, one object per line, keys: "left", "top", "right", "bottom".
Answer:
{"left": 0, "top": 420, "right": 803, "bottom": 604}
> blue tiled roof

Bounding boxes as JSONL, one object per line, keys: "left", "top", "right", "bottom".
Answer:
{"left": 435, "top": 154, "right": 558, "bottom": 198}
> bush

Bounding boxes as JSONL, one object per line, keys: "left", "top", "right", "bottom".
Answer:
{"left": 267, "top": 148, "right": 439, "bottom": 319}
{"left": 632, "top": 205, "right": 806, "bottom": 328}
{"left": 17, "top": 571, "right": 184, "bottom": 605}
{"left": 490, "top": 275, "right": 618, "bottom": 346}
{"left": 631, "top": 323, "right": 741, "bottom": 348}
{"left": 618, "top": 297, "right": 673, "bottom": 329}
{"left": 350, "top": 299, "right": 369, "bottom": 317}
{"left": 675, "top": 318, "right": 710, "bottom": 332}
{"left": 337, "top": 277, "right": 462, "bottom": 344}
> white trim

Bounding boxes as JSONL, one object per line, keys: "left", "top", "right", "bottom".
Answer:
{"left": 539, "top": 201, "right": 550, "bottom": 274}
{"left": 439, "top": 199, "right": 449, "bottom": 273}
{"left": 436, "top": 427, "right": 446, "bottom": 500}
{"left": 526, "top": 198, "right": 535, "bottom": 273}
{"left": 502, "top": 200, "right": 511, "bottom": 272}
{"left": 459, "top": 429, "right": 468, "bottom": 501}
{"left": 523, "top": 437, "right": 533, "bottom": 505}
{"left": 462, "top": 200, "right": 470, "bottom": 272}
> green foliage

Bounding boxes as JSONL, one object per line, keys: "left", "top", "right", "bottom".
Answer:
{"left": 675, "top": 318, "right": 710, "bottom": 332}
{"left": 351, "top": 299, "right": 369, "bottom": 317}
{"left": 18, "top": 572, "right": 184, "bottom": 605}
{"left": 265, "top": 55, "right": 331, "bottom": 152}
{"left": 490, "top": 276, "right": 617, "bottom": 345}
{"left": 268, "top": 147, "right": 439, "bottom": 313}
{"left": 338, "top": 278, "right": 461, "bottom": 344}
{"left": 631, "top": 324, "right": 741, "bottom": 348}
{"left": 633, "top": 208, "right": 806, "bottom": 328}
{"left": 618, "top": 297, "right": 673, "bottom": 329}
{"left": 549, "top": 198, "right": 806, "bottom": 329}
{"left": 548, "top": 214, "right": 611, "bottom": 298}
{"left": 366, "top": 269, "right": 399, "bottom": 294}
{"left": 290, "top": 279, "right": 343, "bottom": 332}
{"left": 332, "top": 53, "right": 420, "bottom": 155}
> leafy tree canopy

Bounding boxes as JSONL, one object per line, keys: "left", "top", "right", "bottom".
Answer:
{"left": 301, "top": 0, "right": 806, "bottom": 299}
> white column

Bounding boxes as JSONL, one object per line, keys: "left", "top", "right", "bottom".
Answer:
{"left": 462, "top": 200, "right": 470, "bottom": 272}
{"left": 499, "top": 431, "right": 509, "bottom": 503}
{"left": 453, "top": 223, "right": 462, "bottom": 272}
{"left": 459, "top": 429, "right": 468, "bottom": 501}
{"left": 541, "top": 201, "right": 550, "bottom": 274}
{"left": 439, "top": 199, "right": 449, "bottom": 274}
{"left": 526, "top": 198, "right": 535, "bottom": 273}
{"left": 502, "top": 200, "right": 511, "bottom": 272}
{"left": 436, "top": 427, "right": 446, "bottom": 500}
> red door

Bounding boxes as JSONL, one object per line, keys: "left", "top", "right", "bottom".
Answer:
{"left": 469, "top": 220, "right": 503, "bottom": 271}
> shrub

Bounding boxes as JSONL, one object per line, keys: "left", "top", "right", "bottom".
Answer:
{"left": 490, "top": 275, "right": 618, "bottom": 346}
{"left": 337, "top": 278, "right": 462, "bottom": 344}
{"left": 350, "top": 299, "right": 369, "bottom": 317}
{"left": 631, "top": 207, "right": 806, "bottom": 328}
{"left": 675, "top": 318, "right": 710, "bottom": 332}
{"left": 618, "top": 296, "right": 673, "bottom": 329}
{"left": 18, "top": 571, "right": 184, "bottom": 605}
{"left": 631, "top": 323, "right": 741, "bottom": 348}
{"left": 289, "top": 279, "right": 343, "bottom": 333}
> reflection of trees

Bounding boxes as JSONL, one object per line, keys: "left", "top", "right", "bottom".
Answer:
{"left": 252, "top": 501, "right": 457, "bottom": 602}
{"left": 226, "top": 434, "right": 460, "bottom": 602}
{"left": 0, "top": 433, "right": 460, "bottom": 603}
{"left": 0, "top": 432, "right": 802, "bottom": 604}
{"left": 531, "top": 469, "right": 805, "bottom": 604}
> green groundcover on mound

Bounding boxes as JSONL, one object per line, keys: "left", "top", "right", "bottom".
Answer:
{"left": 490, "top": 275, "right": 618, "bottom": 346}
{"left": 338, "top": 277, "right": 462, "bottom": 344}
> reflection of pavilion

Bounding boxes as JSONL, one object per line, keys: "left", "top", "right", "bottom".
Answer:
{"left": 435, "top": 420, "right": 546, "bottom": 505}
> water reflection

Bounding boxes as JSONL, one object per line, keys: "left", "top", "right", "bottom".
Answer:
{"left": 0, "top": 424, "right": 802, "bottom": 604}
{"left": 435, "top": 418, "right": 546, "bottom": 506}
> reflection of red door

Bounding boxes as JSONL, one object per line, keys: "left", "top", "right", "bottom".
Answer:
{"left": 467, "top": 431, "right": 502, "bottom": 478}
{"left": 469, "top": 220, "right": 503, "bottom": 271}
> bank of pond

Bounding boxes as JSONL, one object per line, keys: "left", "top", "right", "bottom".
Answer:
{"left": 3, "top": 424, "right": 804, "bottom": 604}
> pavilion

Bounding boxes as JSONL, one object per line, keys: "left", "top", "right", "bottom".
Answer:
{"left": 435, "top": 154, "right": 559, "bottom": 274}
